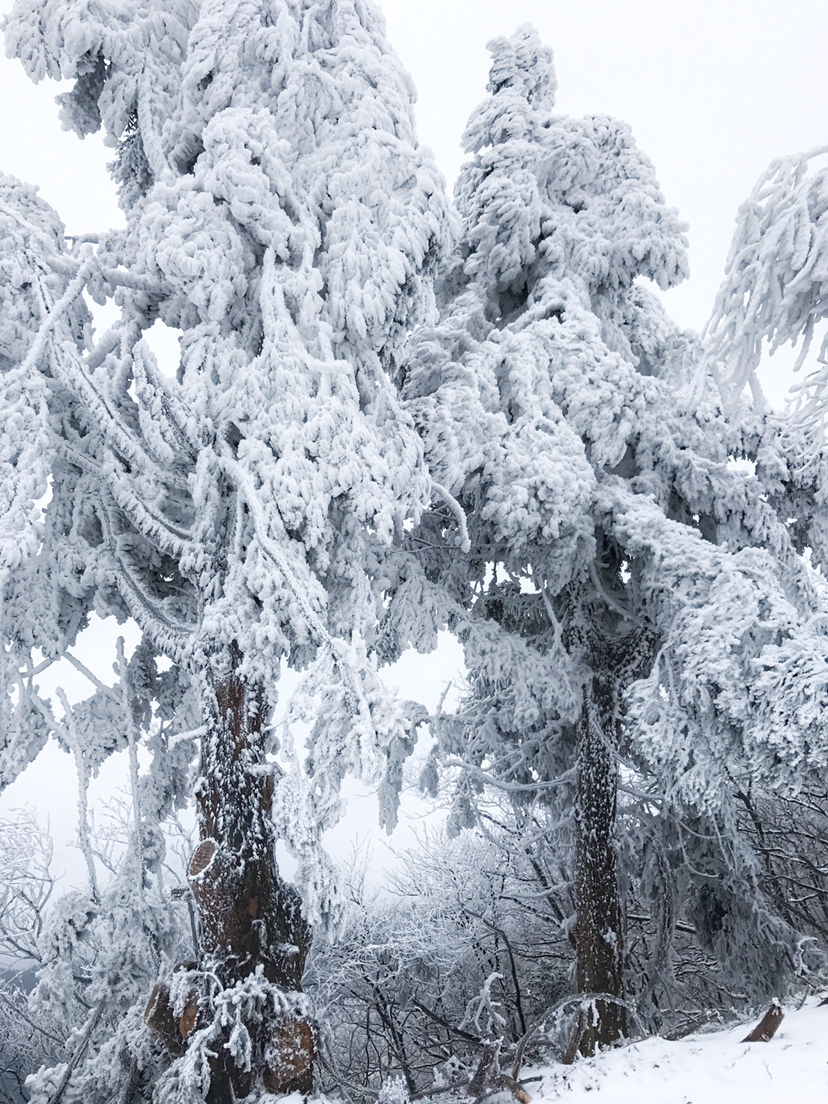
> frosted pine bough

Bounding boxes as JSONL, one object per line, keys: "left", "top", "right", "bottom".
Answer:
{"left": 0, "top": 0, "right": 451, "bottom": 1100}
{"left": 1, "top": 3, "right": 828, "bottom": 1103}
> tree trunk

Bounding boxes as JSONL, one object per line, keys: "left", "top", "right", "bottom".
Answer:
{"left": 574, "top": 677, "right": 626, "bottom": 1055}
{"left": 189, "top": 643, "right": 314, "bottom": 1101}
{"left": 569, "top": 574, "right": 658, "bottom": 1056}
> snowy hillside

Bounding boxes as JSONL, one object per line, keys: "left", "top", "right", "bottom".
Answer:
{"left": 532, "top": 999, "right": 827, "bottom": 1103}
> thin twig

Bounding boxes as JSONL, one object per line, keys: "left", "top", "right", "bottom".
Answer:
{"left": 411, "top": 999, "right": 483, "bottom": 1044}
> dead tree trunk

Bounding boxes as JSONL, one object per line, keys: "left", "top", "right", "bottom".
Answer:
{"left": 189, "top": 643, "right": 313, "bottom": 1101}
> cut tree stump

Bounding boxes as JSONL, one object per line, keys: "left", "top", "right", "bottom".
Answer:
{"left": 741, "top": 1000, "right": 784, "bottom": 1042}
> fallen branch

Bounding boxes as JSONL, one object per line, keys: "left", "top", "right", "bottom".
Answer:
{"left": 562, "top": 1008, "right": 586, "bottom": 1066}
{"left": 468, "top": 1041, "right": 530, "bottom": 1104}
{"left": 660, "top": 1011, "right": 716, "bottom": 1041}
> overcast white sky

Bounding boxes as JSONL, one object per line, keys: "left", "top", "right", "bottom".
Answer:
{"left": 2, "top": 0, "right": 827, "bottom": 331}
{"left": 0, "top": 0, "right": 826, "bottom": 877}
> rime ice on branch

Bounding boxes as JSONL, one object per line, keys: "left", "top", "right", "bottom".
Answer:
{"left": 704, "top": 146, "right": 828, "bottom": 418}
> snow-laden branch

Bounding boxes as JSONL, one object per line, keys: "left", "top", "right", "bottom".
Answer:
{"left": 63, "top": 653, "right": 118, "bottom": 698}
{"left": 55, "top": 688, "right": 99, "bottom": 903}
{"left": 32, "top": 277, "right": 191, "bottom": 495}
{"left": 703, "top": 145, "right": 828, "bottom": 419}
{"left": 116, "top": 637, "right": 144, "bottom": 887}
{"left": 431, "top": 482, "right": 471, "bottom": 553}
{"left": 221, "top": 457, "right": 369, "bottom": 716}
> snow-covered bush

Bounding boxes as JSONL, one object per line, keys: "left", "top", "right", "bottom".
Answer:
{"left": 0, "top": 796, "right": 197, "bottom": 1104}
{"left": 311, "top": 820, "right": 573, "bottom": 1096}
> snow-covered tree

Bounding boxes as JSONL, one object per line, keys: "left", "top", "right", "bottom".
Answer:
{"left": 703, "top": 146, "right": 828, "bottom": 421}
{"left": 312, "top": 785, "right": 827, "bottom": 1086}
{"left": 4, "top": 1, "right": 828, "bottom": 1091}
{"left": 386, "top": 25, "right": 828, "bottom": 1053}
{"left": 312, "top": 819, "right": 574, "bottom": 1096}
{"left": 0, "top": 0, "right": 451, "bottom": 1099}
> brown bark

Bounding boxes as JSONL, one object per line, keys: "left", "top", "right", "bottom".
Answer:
{"left": 145, "top": 982, "right": 185, "bottom": 1057}
{"left": 466, "top": 1041, "right": 531, "bottom": 1104}
{"left": 187, "top": 644, "right": 314, "bottom": 1101}
{"left": 742, "top": 1000, "right": 784, "bottom": 1042}
{"left": 569, "top": 576, "right": 658, "bottom": 1056}
{"left": 562, "top": 1008, "right": 587, "bottom": 1065}
{"left": 574, "top": 684, "right": 626, "bottom": 1055}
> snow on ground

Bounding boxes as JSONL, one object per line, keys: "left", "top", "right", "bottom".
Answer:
{"left": 531, "top": 999, "right": 827, "bottom": 1103}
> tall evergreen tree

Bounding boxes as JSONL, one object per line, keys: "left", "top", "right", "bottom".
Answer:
{"left": 0, "top": 0, "right": 450, "bottom": 1099}
{"left": 388, "top": 25, "right": 826, "bottom": 1051}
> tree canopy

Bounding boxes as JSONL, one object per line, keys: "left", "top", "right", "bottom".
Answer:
{"left": 0, "top": 3, "right": 827, "bottom": 1101}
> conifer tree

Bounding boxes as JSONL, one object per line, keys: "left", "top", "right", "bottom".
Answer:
{"left": 0, "top": 0, "right": 450, "bottom": 1099}
{"left": 388, "top": 25, "right": 827, "bottom": 1051}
